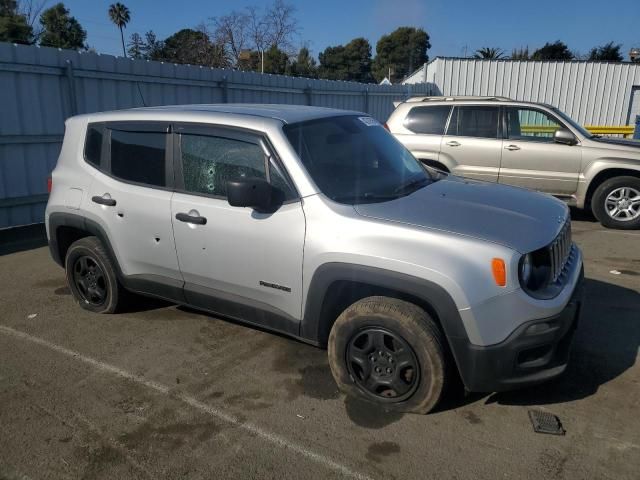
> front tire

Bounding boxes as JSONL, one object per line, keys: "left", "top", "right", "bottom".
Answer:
{"left": 328, "top": 296, "right": 446, "bottom": 414}
{"left": 592, "top": 176, "right": 640, "bottom": 229}
{"left": 65, "top": 236, "right": 126, "bottom": 314}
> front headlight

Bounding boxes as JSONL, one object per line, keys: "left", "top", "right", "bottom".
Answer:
{"left": 519, "top": 253, "right": 533, "bottom": 287}
{"left": 519, "top": 250, "right": 552, "bottom": 292}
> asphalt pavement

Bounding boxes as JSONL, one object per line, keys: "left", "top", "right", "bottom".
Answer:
{"left": 1, "top": 213, "right": 638, "bottom": 480}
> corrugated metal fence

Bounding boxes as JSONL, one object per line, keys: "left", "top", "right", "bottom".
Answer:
{"left": 0, "top": 43, "right": 435, "bottom": 229}
{"left": 404, "top": 57, "right": 640, "bottom": 128}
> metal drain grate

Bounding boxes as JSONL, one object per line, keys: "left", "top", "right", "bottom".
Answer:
{"left": 528, "top": 410, "right": 565, "bottom": 435}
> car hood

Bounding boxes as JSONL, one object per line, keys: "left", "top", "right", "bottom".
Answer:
{"left": 587, "top": 137, "right": 640, "bottom": 156}
{"left": 354, "top": 176, "right": 568, "bottom": 253}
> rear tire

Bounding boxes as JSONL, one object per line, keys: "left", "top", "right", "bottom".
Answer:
{"left": 328, "top": 296, "right": 446, "bottom": 414}
{"left": 65, "top": 236, "right": 126, "bottom": 314}
{"left": 591, "top": 176, "right": 640, "bottom": 229}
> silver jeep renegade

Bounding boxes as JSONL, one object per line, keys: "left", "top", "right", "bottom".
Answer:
{"left": 46, "top": 105, "right": 583, "bottom": 413}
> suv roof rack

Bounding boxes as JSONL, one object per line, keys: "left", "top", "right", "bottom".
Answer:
{"left": 404, "top": 96, "right": 512, "bottom": 103}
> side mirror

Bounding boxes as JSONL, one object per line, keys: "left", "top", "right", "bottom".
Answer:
{"left": 227, "top": 178, "right": 274, "bottom": 212}
{"left": 554, "top": 128, "right": 577, "bottom": 146}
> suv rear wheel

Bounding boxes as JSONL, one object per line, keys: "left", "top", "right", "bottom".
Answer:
{"left": 328, "top": 296, "right": 446, "bottom": 414}
{"left": 65, "top": 236, "right": 126, "bottom": 313}
{"left": 592, "top": 176, "right": 640, "bottom": 229}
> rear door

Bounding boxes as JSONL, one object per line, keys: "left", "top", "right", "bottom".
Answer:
{"left": 499, "top": 106, "right": 581, "bottom": 196}
{"left": 395, "top": 105, "right": 451, "bottom": 167}
{"left": 85, "top": 122, "right": 182, "bottom": 287}
{"left": 440, "top": 105, "right": 502, "bottom": 182}
{"left": 170, "top": 124, "right": 305, "bottom": 335}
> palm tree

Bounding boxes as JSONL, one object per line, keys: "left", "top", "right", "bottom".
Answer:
{"left": 108, "top": 3, "right": 131, "bottom": 56}
{"left": 473, "top": 47, "right": 505, "bottom": 60}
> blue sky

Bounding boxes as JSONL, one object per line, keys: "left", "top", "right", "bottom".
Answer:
{"left": 61, "top": 0, "right": 639, "bottom": 61}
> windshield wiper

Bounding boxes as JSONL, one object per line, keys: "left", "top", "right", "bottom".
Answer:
{"left": 333, "top": 192, "right": 400, "bottom": 204}
{"left": 393, "top": 175, "right": 430, "bottom": 195}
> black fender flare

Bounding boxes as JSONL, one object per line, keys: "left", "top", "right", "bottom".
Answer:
{"left": 300, "top": 262, "right": 469, "bottom": 344}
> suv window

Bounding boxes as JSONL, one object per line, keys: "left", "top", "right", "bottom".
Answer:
{"left": 84, "top": 125, "right": 104, "bottom": 167}
{"left": 179, "top": 133, "right": 295, "bottom": 200}
{"left": 180, "top": 134, "right": 265, "bottom": 197}
{"left": 447, "top": 106, "right": 499, "bottom": 139}
{"left": 284, "top": 115, "right": 431, "bottom": 204}
{"left": 403, "top": 106, "right": 451, "bottom": 134}
{"left": 507, "top": 107, "right": 562, "bottom": 141}
{"left": 110, "top": 129, "right": 167, "bottom": 187}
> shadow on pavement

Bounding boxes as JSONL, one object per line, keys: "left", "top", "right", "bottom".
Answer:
{"left": 488, "top": 277, "right": 639, "bottom": 407}
{"left": 436, "top": 277, "right": 639, "bottom": 411}
{"left": 0, "top": 223, "right": 48, "bottom": 255}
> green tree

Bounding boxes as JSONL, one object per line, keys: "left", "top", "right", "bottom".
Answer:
{"left": 143, "top": 30, "right": 164, "bottom": 60}
{"left": 287, "top": 46, "right": 317, "bottom": 78}
{"left": 510, "top": 47, "right": 530, "bottom": 60}
{"left": 263, "top": 45, "right": 289, "bottom": 74}
{"left": 108, "top": 3, "right": 130, "bottom": 56}
{"left": 372, "top": 27, "right": 430, "bottom": 83}
{"left": 39, "top": 3, "right": 86, "bottom": 50}
{"left": 160, "top": 28, "right": 228, "bottom": 67}
{"left": 588, "top": 42, "right": 623, "bottom": 61}
{"left": 473, "top": 47, "right": 504, "bottom": 59}
{"left": 531, "top": 41, "right": 573, "bottom": 60}
{"left": 127, "top": 32, "right": 144, "bottom": 59}
{"left": 0, "top": 0, "right": 33, "bottom": 44}
{"left": 319, "top": 37, "right": 373, "bottom": 82}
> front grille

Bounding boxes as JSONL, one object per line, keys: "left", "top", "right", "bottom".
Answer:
{"left": 548, "top": 220, "right": 572, "bottom": 283}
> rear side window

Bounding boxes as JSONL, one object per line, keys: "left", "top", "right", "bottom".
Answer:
{"left": 84, "top": 125, "right": 104, "bottom": 167}
{"left": 110, "top": 130, "right": 167, "bottom": 187}
{"left": 403, "top": 106, "right": 451, "bottom": 134}
{"left": 447, "top": 106, "right": 500, "bottom": 139}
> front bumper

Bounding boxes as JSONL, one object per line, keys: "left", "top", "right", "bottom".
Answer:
{"left": 449, "top": 266, "right": 584, "bottom": 392}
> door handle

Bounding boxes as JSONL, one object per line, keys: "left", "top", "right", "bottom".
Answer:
{"left": 92, "top": 195, "right": 116, "bottom": 206}
{"left": 446, "top": 141, "right": 461, "bottom": 147}
{"left": 504, "top": 144, "right": 521, "bottom": 151}
{"left": 175, "top": 212, "right": 207, "bottom": 225}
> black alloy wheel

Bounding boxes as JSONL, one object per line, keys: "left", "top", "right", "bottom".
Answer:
{"left": 346, "top": 327, "right": 420, "bottom": 402}
{"left": 72, "top": 255, "right": 108, "bottom": 306}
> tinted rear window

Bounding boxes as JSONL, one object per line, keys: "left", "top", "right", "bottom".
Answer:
{"left": 403, "top": 106, "right": 451, "bottom": 134}
{"left": 84, "top": 125, "right": 103, "bottom": 167}
{"left": 110, "top": 130, "right": 166, "bottom": 187}
{"left": 447, "top": 106, "right": 499, "bottom": 139}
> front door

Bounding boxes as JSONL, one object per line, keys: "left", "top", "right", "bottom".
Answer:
{"left": 439, "top": 105, "right": 502, "bottom": 182}
{"left": 499, "top": 107, "right": 581, "bottom": 196}
{"left": 170, "top": 125, "right": 305, "bottom": 335}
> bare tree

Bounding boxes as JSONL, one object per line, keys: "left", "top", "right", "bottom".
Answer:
{"left": 211, "top": 1, "right": 298, "bottom": 71}
{"left": 212, "top": 10, "right": 249, "bottom": 66}
{"left": 18, "top": 0, "right": 48, "bottom": 40}
{"left": 263, "top": 0, "right": 298, "bottom": 53}
{"left": 246, "top": 5, "right": 269, "bottom": 72}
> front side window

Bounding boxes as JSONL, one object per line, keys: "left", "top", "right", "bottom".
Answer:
{"left": 284, "top": 115, "right": 432, "bottom": 204}
{"left": 507, "top": 107, "right": 562, "bottom": 141}
{"left": 404, "top": 106, "right": 451, "bottom": 134}
{"left": 180, "top": 134, "right": 266, "bottom": 197}
{"left": 447, "top": 106, "right": 500, "bottom": 139}
{"left": 110, "top": 130, "right": 167, "bottom": 187}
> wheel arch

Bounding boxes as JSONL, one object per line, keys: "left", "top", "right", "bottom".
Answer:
{"left": 584, "top": 167, "right": 640, "bottom": 210}
{"left": 48, "top": 212, "right": 121, "bottom": 275}
{"left": 301, "top": 263, "right": 468, "bottom": 348}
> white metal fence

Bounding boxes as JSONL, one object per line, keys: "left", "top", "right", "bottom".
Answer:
{"left": 404, "top": 57, "right": 640, "bottom": 128}
{"left": 0, "top": 43, "right": 435, "bottom": 229}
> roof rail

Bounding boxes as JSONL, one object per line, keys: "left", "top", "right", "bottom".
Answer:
{"left": 404, "top": 95, "right": 512, "bottom": 103}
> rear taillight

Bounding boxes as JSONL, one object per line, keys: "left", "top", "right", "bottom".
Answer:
{"left": 383, "top": 123, "right": 390, "bottom": 131}
{"left": 47, "top": 176, "right": 52, "bottom": 193}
